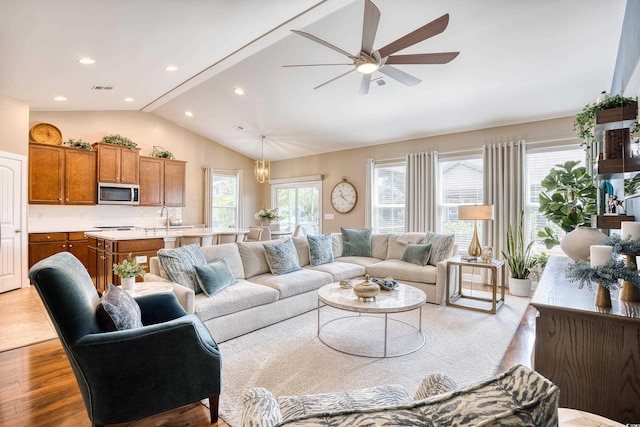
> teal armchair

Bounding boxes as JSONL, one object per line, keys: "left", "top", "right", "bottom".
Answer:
{"left": 29, "top": 252, "right": 221, "bottom": 427}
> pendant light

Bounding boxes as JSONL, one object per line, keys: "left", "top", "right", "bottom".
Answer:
{"left": 255, "top": 135, "right": 270, "bottom": 184}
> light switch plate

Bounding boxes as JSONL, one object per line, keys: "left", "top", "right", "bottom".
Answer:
{"left": 324, "top": 214, "right": 335, "bottom": 220}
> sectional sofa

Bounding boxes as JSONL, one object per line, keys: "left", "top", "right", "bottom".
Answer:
{"left": 145, "top": 231, "right": 457, "bottom": 342}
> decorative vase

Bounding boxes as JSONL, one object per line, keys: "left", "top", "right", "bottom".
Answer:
{"left": 121, "top": 276, "right": 136, "bottom": 291}
{"left": 260, "top": 218, "right": 271, "bottom": 226}
{"left": 620, "top": 253, "right": 640, "bottom": 302}
{"left": 595, "top": 284, "right": 612, "bottom": 308}
{"left": 560, "top": 226, "right": 607, "bottom": 261}
{"left": 508, "top": 277, "right": 531, "bottom": 297}
{"left": 353, "top": 275, "right": 379, "bottom": 302}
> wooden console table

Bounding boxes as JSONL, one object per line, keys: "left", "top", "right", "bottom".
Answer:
{"left": 531, "top": 255, "right": 640, "bottom": 424}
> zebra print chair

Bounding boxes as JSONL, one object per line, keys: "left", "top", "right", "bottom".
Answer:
{"left": 241, "top": 364, "right": 559, "bottom": 426}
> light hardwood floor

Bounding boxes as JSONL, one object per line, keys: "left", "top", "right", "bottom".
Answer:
{"left": 0, "top": 284, "right": 533, "bottom": 426}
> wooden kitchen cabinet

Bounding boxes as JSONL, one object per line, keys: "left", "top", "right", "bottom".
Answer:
{"left": 94, "top": 143, "right": 140, "bottom": 184}
{"left": 139, "top": 156, "right": 186, "bottom": 207}
{"left": 29, "top": 143, "right": 96, "bottom": 205}
{"left": 29, "top": 232, "right": 90, "bottom": 269}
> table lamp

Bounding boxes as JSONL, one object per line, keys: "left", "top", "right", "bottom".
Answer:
{"left": 458, "top": 204, "right": 494, "bottom": 258}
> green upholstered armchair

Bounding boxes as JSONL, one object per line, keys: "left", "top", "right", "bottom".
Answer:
{"left": 29, "top": 252, "right": 221, "bottom": 427}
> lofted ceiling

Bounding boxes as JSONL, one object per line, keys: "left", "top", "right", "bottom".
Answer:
{"left": 0, "top": 0, "right": 628, "bottom": 161}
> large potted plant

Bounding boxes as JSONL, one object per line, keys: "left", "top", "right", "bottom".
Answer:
{"left": 502, "top": 211, "right": 538, "bottom": 297}
{"left": 113, "top": 253, "right": 146, "bottom": 290}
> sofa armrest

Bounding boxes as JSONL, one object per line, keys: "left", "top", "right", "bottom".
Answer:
{"left": 435, "top": 256, "right": 458, "bottom": 305}
{"left": 144, "top": 274, "right": 195, "bottom": 314}
{"left": 413, "top": 373, "right": 457, "bottom": 400}
{"left": 242, "top": 387, "right": 283, "bottom": 427}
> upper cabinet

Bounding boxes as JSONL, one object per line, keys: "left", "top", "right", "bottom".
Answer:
{"left": 139, "top": 156, "right": 186, "bottom": 207}
{"left": 29, "top": 143, "right": 97, "bottom": 205}
{"left": 94, "top": 143, "right": 140, "bottom": 184}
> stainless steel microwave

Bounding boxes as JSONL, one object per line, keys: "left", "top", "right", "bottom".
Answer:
{"left": 97, "top": 182, "right": 140, "bottom": 205}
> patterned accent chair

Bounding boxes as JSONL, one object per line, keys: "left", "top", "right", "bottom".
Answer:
{"left": 241, "top": 364, "right": 559, "bottom": 426}
{"left": 29, "top": 252, "right": 222, "bottom": 427}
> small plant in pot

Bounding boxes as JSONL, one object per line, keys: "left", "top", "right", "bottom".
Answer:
{"left": 502, "top": 211, "right": 539, "bottom": 297}
{"left": 113, "top": 253, "right": 146, "bottom": 290}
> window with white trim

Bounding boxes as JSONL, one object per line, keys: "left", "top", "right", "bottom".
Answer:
{"left": 371, "top": 161, "right": 406, "bottom": 233}
{"left": 210, "top": 171, "right": 240, "bottom": 228}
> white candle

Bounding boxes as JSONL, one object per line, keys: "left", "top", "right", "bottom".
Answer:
{"left": 590, "top": 245, "right": 613, "bottom": 267}
{"left": 621, "top": 221, "right": 640, "bottom": 240}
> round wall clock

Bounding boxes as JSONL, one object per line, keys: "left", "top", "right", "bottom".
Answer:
{"left": 331, "top": 178, "right": 357, "bottom": 213}
{"left": 29, "top": 123, "right": 62, "bottom": 145}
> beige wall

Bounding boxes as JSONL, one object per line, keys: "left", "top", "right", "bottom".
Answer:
{"left": 0, "top": 95, "right": 29, "bottom": 157}
{"left": 270, "top": 116, "right": 578, "bottom": 233}
{"left": 29, "top": 110, "right": 260, "bottom": 227}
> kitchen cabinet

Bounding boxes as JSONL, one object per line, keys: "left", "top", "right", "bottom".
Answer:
{"left": 139, "top": 156, "right": 186, "bottom": 207}
{"left": 29, "top": 143, "right": 97, "bottom": 205}
{"left": 94, "top": 143, "right": 140, "bottom": 184}
{"left": 29, "top": 232, "right": 89, "bottom": 269}
{"left": 88, "top": 236, "right": 164, "bottom": 292}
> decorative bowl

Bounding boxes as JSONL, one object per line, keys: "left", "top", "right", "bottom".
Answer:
{"left": 353, "top": 275, "right": 379, "bottom": 302}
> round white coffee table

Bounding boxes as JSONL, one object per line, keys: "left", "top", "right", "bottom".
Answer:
{"left": 317, "top": 282, "right": 426, "bottom": 358}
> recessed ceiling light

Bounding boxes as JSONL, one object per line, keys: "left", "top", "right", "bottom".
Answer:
{"left": 54, "top": 96, "right": 67, "bottom": 101}
{"left": 233, "top": 87, "right": 245, "bottom": 95}
{"left": 124, "top": 97, "right": 134, "bottom": 102}
{"left": 165, "top": 65, "right": 178, "bottom": 71}
{"left": 185, "top": 111, "right": 193, "bottom": 117}
{"left": 77, "top": 57, "right": 95, "bottom": 65}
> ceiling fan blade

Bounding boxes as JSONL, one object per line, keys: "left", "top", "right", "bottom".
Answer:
{"left": 385, "top": 52, "right": 459, "bottom": 65}
{"left": 291, "top": 30, "right": 356, "bottom": 59}
{"left": 379, "top": 65, "right": 421, "bottom": 86}
{"left": 282, "top": 63, "right": 353, "bottom": 67}
{"left": 359, "top": 74, "right": 372, "bottom": 95}
{"left": 378, "top": 14, "right": 450, "bottom": 58}
{"left": 313, "top": 69, "right": 356, "bottom": 90}
{"left": 361, "top": 0, "right": 381, "bottom": 54}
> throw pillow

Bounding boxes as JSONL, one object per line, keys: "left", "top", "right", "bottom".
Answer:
{"left": 422, "top": 232, "right": 455, "bottom": 266}
{"left": 307, "top": 233, "right": 334, "bottom": 266}
{"left": 341, "top": 227, "right": 372, "bottom": 257}
{"left": 157, "top": 244, "right": 207, "bottom": 294}
{"left": 96, "top": 284, "right": 143, "bottom": 331}
{"left": 263, "top": 238, "right": 302, "bottom": 275}
{"left": 401, "top": 244, "right": 432, "bottom": 266}
{"left": 195, "top": 257, "right": 237, "bottom": 297}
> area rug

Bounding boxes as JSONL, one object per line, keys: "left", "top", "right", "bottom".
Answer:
{"left": 217, "top": 291, "right": 530, "bottom": 426}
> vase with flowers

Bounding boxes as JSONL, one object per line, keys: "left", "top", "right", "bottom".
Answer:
{"left": 254, "top": 207, "right": 280, "bottom": 226}
{"left": 113, "top": 253, "right": 146, "bottom": 290}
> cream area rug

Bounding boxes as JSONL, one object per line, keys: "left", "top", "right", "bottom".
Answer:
{"left": 217, "top": 291, "right": 530, "bottom": 426}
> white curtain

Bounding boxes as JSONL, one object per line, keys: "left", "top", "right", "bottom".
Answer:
{"left": 203, "top": 166, "right": 213, "bottom": 228}
{"left": 405, "top": 151, "right": 438, "bottom": 232}
{"left": 483, "top": 141, "right": 526, "bottom": 260}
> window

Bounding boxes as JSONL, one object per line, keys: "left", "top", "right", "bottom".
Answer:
{"left": 438, "top": 156, "right": 483, "bottom": 255}
{"left": 526, "top": 145, "right": 585, "bottom": 254}
{"left": 210, "top": 170, "right": 240, "bottom": 228}
{"left": 271, "top": 180, "right": 322, "bottom": 233}
{"left": 371, "top": 161, "right": 406, "bottom": 233}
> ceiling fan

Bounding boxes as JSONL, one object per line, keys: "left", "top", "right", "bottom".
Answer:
{"left": 285, "top": 0, "right": 459, "bottom": 95}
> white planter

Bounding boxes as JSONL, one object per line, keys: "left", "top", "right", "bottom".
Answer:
{"left": 509, "top": 277, "right": 531, "bottom": 297}
{"left": 120, "top": 276, "right": 136, "bottom": 291}
{"left": 560, "top": 226, "right": 607, "bottom": 261}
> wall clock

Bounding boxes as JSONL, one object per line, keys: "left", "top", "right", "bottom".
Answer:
{"left": 29, "top": 123, "right": 62, "bottom": 145}
{"left": 331, "top": 178, "right": 357, "bottom": 214}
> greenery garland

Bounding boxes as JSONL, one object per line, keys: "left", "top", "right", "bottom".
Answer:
{"left": 599, "top": 234, "right": 640, "bottom": 256}
{"left": 566, "top": 258, "right": 640, "bottom": 290}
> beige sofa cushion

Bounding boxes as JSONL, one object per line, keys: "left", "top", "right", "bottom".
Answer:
{"left": 292, "top": 236, "right": 310, "bottom": 267}
{"left": 194, "top": 279, "right": 279, "bottom": 321}
{"left": 386, "top": 233, "right": 427, "bottom": 259}
{"left": 238, "top": 241, "right": 271, "bottom": 278}
{"left": 366, "top": 259, "right": 437, "bottom": 284}
{"left": 201, "top": 242, "right": 246, "bottom": 279}
{"left": 371, "top": 233, "right": 390, "bottom": 260}
{"left": 306, "top": 261, "right": 366, "bottom": 281}
{"left": 249, "top": 269, "right": 333, "bottom": 298}
{"left": 335, "top": 256, "right": 382, "bottom": 268}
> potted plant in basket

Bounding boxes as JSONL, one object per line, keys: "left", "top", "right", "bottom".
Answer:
{"left": 113, "top": 253, "right": 146, "bottom": 290}
{"left": 502, "top": 211, "right": 539, "bottom": 297}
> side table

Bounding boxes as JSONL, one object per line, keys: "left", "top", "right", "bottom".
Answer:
{"left": 122, "top": 281, "right": 174, "bottom": 297}
{"left": 445, "top": 256, "right": 505, "bottom": 314}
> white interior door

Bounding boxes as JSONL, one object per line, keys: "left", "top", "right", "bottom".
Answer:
{"left": 0, "top": 152, "right": 27, "bottom": 293}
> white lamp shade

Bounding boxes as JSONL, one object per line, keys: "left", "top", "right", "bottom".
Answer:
{"left": 458, "top": 205, "right": 494, "bottom": 220}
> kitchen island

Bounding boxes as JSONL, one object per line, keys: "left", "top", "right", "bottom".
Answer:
{"left": 84, "top": 227, "right": 249, "bottom": 292}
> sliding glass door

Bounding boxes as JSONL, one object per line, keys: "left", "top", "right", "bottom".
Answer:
{"left": 272, "top": 181, "right": 321, "bottom": 234}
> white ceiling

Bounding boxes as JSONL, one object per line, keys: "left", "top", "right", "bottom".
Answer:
{"left": 0, "top": 0, "right": 628, "bottom": 161}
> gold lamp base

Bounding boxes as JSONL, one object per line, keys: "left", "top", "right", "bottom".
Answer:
{"left": 467, "top": 220, "right": 482, "bottom": 257}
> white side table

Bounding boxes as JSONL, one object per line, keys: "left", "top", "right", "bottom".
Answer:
{"left": 123, "top": 281, "right": 173, "bottom": 297}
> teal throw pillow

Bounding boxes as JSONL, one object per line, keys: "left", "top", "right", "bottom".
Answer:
{"left": 308, "top": 233, "right": 334, "bottom": 266}
{"left": 195, "top": 257, "right": 237, "bottom": 297}
{"left": 341, "top": 227, "right": 372, "bottom": 257}
{"left": 157, "top": 244, "right": 207, "bottom": 294}
{"left": 401, "top": 244, "right": 432, "bottom": 266}
{"left": 264, "top": 238, "right": 302, "bottom": 275}
{"left": 422, "top": 232, "right": 455, "bottom": 266}
{"left": 96, "top": 284, "right": 143, "bottom": 331}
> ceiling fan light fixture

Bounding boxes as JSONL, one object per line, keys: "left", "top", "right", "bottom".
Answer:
{"left": 356, "top": 61, "right": 378, "bottom": 74}
{"left": 255, "top": 135, "right": 270, "bottom": 184}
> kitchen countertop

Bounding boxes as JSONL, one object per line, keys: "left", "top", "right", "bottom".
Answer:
{"left": 83, "top": 227, "right": 249, "bottom": 241}
{"left": 28, "top": 225, "right": 201, "bottom": 234}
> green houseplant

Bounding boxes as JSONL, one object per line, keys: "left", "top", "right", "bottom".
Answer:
{"left": 62, "top": 138, "right": 92, "bottom": 150}
{"left": 100, "top": 133, "right": 137, "bottom": 148}
{"left": 574, "top": 94, "right": 640, "bottom": 148}
{"left": 502, "top": 211, "right": 538, "bottom": 296}
{"left": 113, "top": 253, "right": 146, "bottom": 290}
{"left": 537, "top": 160, "right": 597, "bottom": 248}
